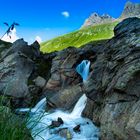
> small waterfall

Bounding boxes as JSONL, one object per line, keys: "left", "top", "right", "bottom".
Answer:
{"left": 71, "top": 94, "right": 87, "bottom": 118}
{"left": 20, "top": 94, "right": 99, "bottom": 140}
{"left": 33, "top": 98, "right": 46, "bottom": 113}
{"left": 76, "top": 60, "right": 91, "bottom": 83}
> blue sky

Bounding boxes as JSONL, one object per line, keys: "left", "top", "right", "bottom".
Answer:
{"left": 0, "top": 0, "right": 139, "bottom": 43}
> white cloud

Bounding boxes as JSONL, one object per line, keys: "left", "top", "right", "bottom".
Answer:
{"left": 2, "top": 28, "right": 19, "bottom": 43}
{"left": 61, "top": 11, "right": 70, "bottom": 18}
{"left": 35, "top": 36, "right": 42, "bottom": 43}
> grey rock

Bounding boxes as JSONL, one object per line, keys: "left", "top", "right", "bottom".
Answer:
{"left": 0, "top": 39, "right": 35, "bottom": 98}
{"left": 43, "top": 47, "right": 82, "bottom": 97}
{"left": 59, "top": 128, "right": 72, "bottom": 139}
{"left": 135, "top": 123, "right": 140, "bottom": 133}
{"left": 48, "top": 84, "right": 84, "bottom": 110}
{"left": 82, "top": 12, "right": 115, "bottom": 28}
{"left": 33, "top": 76, "right": 46, "bottom": 88}
{"left": 0, "top": 39, "right": 51, "bottom": 108}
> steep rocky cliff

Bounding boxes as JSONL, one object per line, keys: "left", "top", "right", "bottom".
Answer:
{"left": 82, "top": 17, "right": 140, "bottom": 140}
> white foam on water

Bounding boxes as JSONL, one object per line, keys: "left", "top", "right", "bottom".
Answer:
{"left": 16, "top": 98, "right": 46, "bottom": 114}
{"left": 26, "top": 94, "right": 99, "bottom": 140}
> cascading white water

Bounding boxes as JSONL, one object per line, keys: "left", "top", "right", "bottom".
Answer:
{"left": 23, "top": 94, "right": 99, "bottom": 140}
{"left": 71, "top": 94, "right": 87, "bottom": 118}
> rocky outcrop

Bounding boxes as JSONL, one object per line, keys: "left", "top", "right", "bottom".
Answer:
{"left": 0, "top": 39, "right": 51, "bottom": 108}
{"left": 42, "top": 46, "right": 96, "bottom": 109}
{"left": 82, "top": 17, "right": 140, "bottom": 140}
{"left": 82, "top": 13, "right": 115, "bottom": 28}
{"left": 120, "top": 1, "right": 140, "bottom": 19}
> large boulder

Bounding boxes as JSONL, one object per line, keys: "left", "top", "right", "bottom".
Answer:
{"left": 0, "top": 39, "right": 35, "bottom": 98}
{"left": 48, "top": 84, "right": 84, "bottom": 109}
{"left": 0, "top": 39, "right": 51, "bottom": 108}
{"left": 43, "top": 47, "right": 81, "bottom": 93}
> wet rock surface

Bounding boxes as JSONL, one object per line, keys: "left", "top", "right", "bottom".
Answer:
{"left": 73, "top": 124, "right": 81, "bottom": 133}
{"left": 49, "top": 117, "right": 64, "bottom": 128}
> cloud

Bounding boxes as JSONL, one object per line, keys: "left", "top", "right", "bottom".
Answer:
{"left": 2, "top": 28, "right": 19, "bottom": 43}
{"left": 35, "top": 36, "right": 42, "bottom": 43}
{"left": 61, "top": 11, "right": 70, "bottom": 18}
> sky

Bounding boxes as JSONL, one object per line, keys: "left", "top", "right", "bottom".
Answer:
{"left": 0, "top": 0, "right": 139, "bottom": 43}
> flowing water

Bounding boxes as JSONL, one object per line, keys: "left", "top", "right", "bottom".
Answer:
{"left": 76, "top": 60, "right": 91, "bottom": 83}
{"left": 17, "top": 94, "right": 99, "bottom": 140}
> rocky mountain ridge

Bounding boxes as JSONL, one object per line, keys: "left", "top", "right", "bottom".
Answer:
{"left": 82, "top": 13, "right": 115, "bottom": 28}
{"left": 82, "top": 1, "right": 140, "bottom": 28}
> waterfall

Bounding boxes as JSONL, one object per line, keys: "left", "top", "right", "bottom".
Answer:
{"left": 71, "top": 94, "right": 87, "bottom": 118}
{"left": 23, "top": 94, "right": 99, "bottom": 140}
{"left": 76, "top": 60, "right": 91, "bottom": 83}
{"left": 33, "top": 98, "right": 46, "bottom": 113}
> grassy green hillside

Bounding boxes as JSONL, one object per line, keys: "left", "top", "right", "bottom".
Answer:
{"left": 40, "top": 21, "right": 119, "bottom": 53}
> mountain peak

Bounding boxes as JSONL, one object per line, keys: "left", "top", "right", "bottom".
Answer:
{"left": 82, "top": 1, "right": 140, "bottom": 28}
{"left": 120, "top": 1, "right": 140, "bottom": 18}
{"left": 82, "top": 13, "right": 115, "bottom": 28}
{"left": 125, "top": 1, "right": 133, "bottom": 7}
